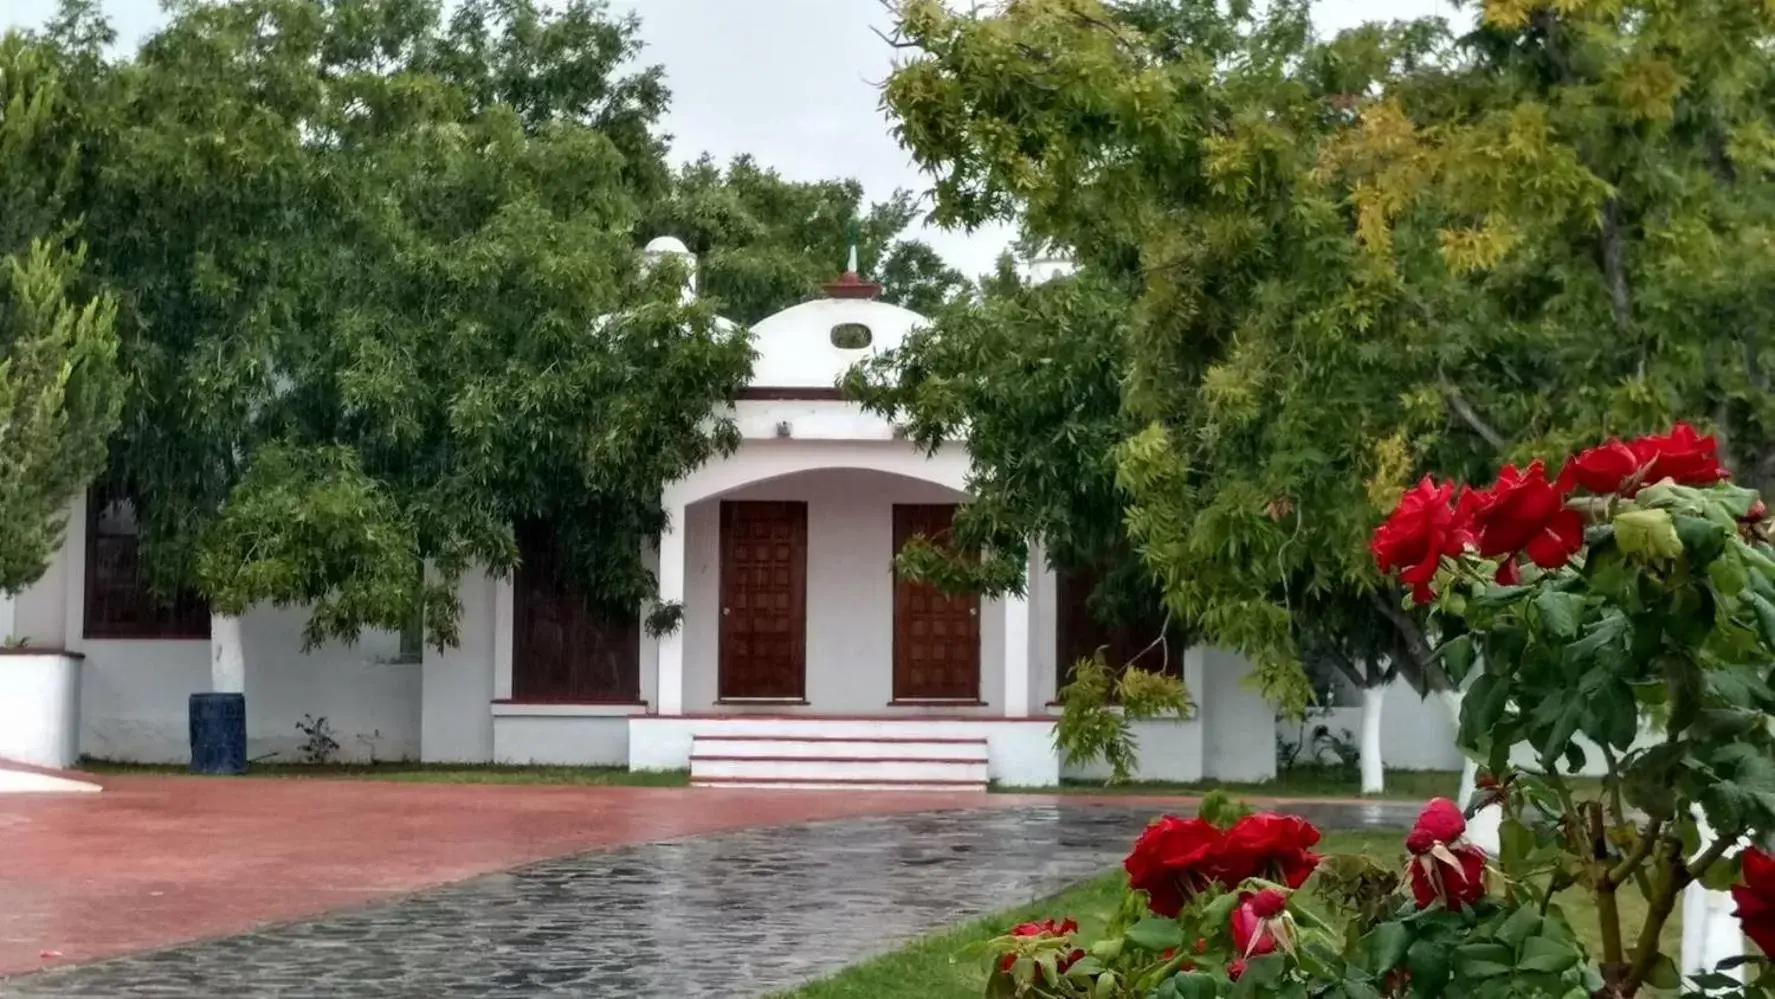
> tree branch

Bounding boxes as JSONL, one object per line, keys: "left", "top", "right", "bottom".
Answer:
{"left": 1441, "top": 379, "right": 1508, "bottom": 453}
{"left": 1600, "top": 196, "right": 1632, "bottom": 334}
{"left": 1367, "top": 589, "right": 1446, "bottom": 690}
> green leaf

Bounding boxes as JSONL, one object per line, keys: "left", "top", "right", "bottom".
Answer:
{"left": 1517, "top": 935, "right": 1580, "bottom": 974}
{"left": 1615, "top": 508, "right": 1685, "bottom": 562}
{"left": 1454, "top": 942, "right": 1515, "bottom": 979}
{"left": 1676, "top": 514, "right": 1729, "bottom": 568}
{"left": 1566, "top": 612, "right": 1628, "bottom": 661}
{"left": 1533, "top": 590, "right": 1585, "bottom": 639}
{"left": 1405, "top": 938, "right": 1452, "bottom": 999}
{"left": 1125, "top": 916, "right": 1186, "bottom": 952}
{"left": 1497, "top": 905, "right": 1543, "bottom": 951}
{"left": 1174, "top": 972, "right": 1219, "bottom": 999}
{"left": 1232, "top": 954, "right": 1286, "bottom": 999}
{"left": 1361, "top": 922, "right": 1410, "bottom": 974}
{"left": 1499, "top": 818, "right": 1536, "bottom": 867}
{"left": 1437, "top": 634, "right": 1476, "bottom": 685}
{"left": 1748, "top": 592, "right": 1775, "bottom": 650}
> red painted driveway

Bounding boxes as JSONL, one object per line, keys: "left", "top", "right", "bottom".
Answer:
{"left": 0, "top": 774, "right": 997, "bottom": 975}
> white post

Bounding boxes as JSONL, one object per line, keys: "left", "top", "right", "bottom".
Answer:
{"left": 1002, "top": 556, "right": 1031, "bottom": 717}
{"left": 0, "top": 591, "right": 17, "bottom": 643}
{"left": 1683, "top": 805, "right": 1746, "bottom": 982}
{"left": 1359, "top": 682, "right": 1386, "bottom": 794}
{"left": 1440, "top": 688, "right": 1504, "bottom": 853}
{"left": 656, "top": 503, "right": 686, "bottom": 716}
{"left": 210, "top": 612, "right": 246, "bottom": 693}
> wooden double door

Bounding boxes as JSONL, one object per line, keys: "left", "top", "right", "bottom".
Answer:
{"left": 891, "top": 504, "right": 981, "bottom": 701}
{"left": 511, "top": 528, "right": 640, "bottom": 703}
{"left": 715, "top": 500, "right": 982, "bottom": 703}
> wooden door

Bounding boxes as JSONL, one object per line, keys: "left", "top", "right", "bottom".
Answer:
{"left": 893, "top": 504, "right": 981, "bottom": 701}
{"left": 1055, "top": 566, "right": 1181, "bottom": 695}
{"left": 512, "top": 527, "right": 640, "bottom": 703}
{"left": 719, "top": 501, "right": 808, "bottom": 700}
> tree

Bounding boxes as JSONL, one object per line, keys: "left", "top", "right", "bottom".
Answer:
{"left": 29, "top": 0, "right": 750, "bottom": 702}
{"left": 882, "top": 0, "right": 1775, "bottom": 795}
{"left": 0, "top": 30, "right": 120, "bottom": 631}
{"left": 640, "top": 154, "right": 969, "bottom": 325}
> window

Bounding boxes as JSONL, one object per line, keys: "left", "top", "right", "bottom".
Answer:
{"left": 84, "top": 490, "right": 210, "bottom": 639}
{"left": 829, "top": 322, "right": 873, "bottom": 349}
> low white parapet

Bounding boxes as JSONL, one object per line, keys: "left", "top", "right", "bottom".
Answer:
{"left": 0, "top": 649, "right": 84, "bottom": 769}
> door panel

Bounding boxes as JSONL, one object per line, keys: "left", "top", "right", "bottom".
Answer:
{"left": 512, "top": 527, "right": 640, "bottom": 702}
{"left": 718, "top": 501, "right": 808, "bottom": 699}
{"left": 893, "top": 504, "right": 981, "bottom": 701}
{"left": 1055, "top": 566, "right": 1182, "bottom": 695}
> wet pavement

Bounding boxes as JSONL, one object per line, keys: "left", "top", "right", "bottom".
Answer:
{"left": 0, "top": 799, "right": 1418, "bottom": 998}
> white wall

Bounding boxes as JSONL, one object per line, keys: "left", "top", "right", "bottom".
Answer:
{"left": 38, "top": 495, "right": 423, "bottom": 765}
{"left": 679, "top": 468, "right": 1007, "bottom": 714}
{"left": 1198, "top": 647, "right": 1279, "bottom": 782}
{"left": 1293, "top": 677, "right": 1464, "bottom": 772}
{"left": 422, "top": 570, "right": 499, "bottom": 762}
{"left": 492, "top": 706, "right": 631, "bottom": 766}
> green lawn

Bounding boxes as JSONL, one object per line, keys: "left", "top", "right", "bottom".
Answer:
{"left": 996, "top": 767, "right": 1464, "bottom": 802}
{"left": 78, "top": 758, "right": 689, "bottom": 786}
{"left": 775, "top": 829, "right": 1683, "bottom": 999}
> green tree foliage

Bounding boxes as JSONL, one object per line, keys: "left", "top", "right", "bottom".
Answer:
{"left": 0, "top": 31, "right": 120, "bottom": 597}
{"left": 28, "top": 0, "right": 750, "bottom": 647}
{"left": 882, "top": 0, "right": 1775, "bottom": 718}
{"left": 641, "top": 154, "right": 969, "bottom": 324}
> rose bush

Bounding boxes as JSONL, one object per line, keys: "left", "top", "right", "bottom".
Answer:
{"left": 988, "top": 425, "right": 1775, "bottom": 999}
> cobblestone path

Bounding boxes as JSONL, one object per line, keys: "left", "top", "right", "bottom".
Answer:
{"left": 0, "top": 800, "right": 1416, "bottom": 998}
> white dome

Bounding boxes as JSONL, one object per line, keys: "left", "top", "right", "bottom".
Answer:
{"left": 644, "top": 235, "right": 691, "bottom": 255}
{"left": 747, "top": 297, "right": 928, "bottom": 390}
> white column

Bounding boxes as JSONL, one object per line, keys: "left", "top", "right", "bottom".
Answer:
{"left": 1683, "top": 805, "right": 1746, "bottom": 982}
{"left": 656, "top": 502, "right": 687, "bottom": 716}
{"left": 210, "top": 612, "right": 246, "bottom": 693}
{"left": 1002, "top": 556, "right": 1031, "bottom": 718}
{"left": 0, "top": 591, "right": 17, "bottom": 643}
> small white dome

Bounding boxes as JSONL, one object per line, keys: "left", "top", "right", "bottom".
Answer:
{"left": 644, "top": 235, "right": 691, "bottom": 255}
{"left": 747, "top": 298, "right": 928, "bottom": 390}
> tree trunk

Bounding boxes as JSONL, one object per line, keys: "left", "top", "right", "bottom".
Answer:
{"left": 210, "top": 613, "right": 246, "bottom": 693}
{"left": 1682, "top": 805, "right": 1745, "bottom": 981}
{"left": 1440, "top": 689, "right": 1504, "bottom": 852}
{"left": 1360, "top": 683, "right": 1386, "bottom": 794}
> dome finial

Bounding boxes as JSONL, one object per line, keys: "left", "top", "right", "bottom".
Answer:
{"left": 824, "top": 218, "right": 881, "bottom": 300}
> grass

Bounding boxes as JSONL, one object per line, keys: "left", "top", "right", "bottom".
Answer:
{"left": 77, "top": 758, "right": 690, "bottom": 786}
{"left": 996, "top": 767, "right": 1466, "bottom": 802}
{"left": 774, "top": 829, "right": 1684, "bottom": 999}
{"left": 1003, "top": 767, "right": 1606, "bottom": 803}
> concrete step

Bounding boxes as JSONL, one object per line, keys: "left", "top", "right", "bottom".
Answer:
{"left": 692, "top": 735, "right": 988, "bottom": 761}
{"left": 688, "top": 733, "right": 990, "bottom": 790}
{"left": 689, "top": 775, "right": 987, "bottom": 792}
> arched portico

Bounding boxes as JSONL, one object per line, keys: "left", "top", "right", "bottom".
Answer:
{"left": 653, "top": 443, "right": 1031, "bottom": 719}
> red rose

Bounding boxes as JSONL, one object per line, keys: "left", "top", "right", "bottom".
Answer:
{"left": 1214, "top": 813, "right": 1324, "bottom": 889}
{"left": 1405, "top": 798, "right": 1466, "bottom": 855}
{"left": 998, "top": 918, "right": 1082, "bottom": 973}
{"left": 1732, "top": 848, "right": 1775, "bottom": 954}
{"left": 1558, "top": 440, "right": 1639, "bottom": 494}
{"left": 1228, "top": 959, "right": 1249, "bottom": 981}
{"left": 1371, "top": 478, "right": 1478, "bottom": 603}
{"left": 1472, "top": 461, "right": 1584, "bottom": 570}
{"left": 1231, "top": 889, "right": 1287, "bottom": 958}
{"left": 1406, "top": 799, "right": 1488, "bottom": 910}
{"left": 1631, "top": 423, "right": 1727, "bottom": 487}
{"left": 1125, "top": 815, "right": 1223, "bottom": 916}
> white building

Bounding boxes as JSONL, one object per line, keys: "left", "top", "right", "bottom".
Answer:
{"left": 0, "top": 243, "right": 1278, "bottom": 790}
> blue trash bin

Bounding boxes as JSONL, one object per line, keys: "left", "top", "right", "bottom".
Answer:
{"left": 189, "top": 692, "right": 247, "bottom": 774}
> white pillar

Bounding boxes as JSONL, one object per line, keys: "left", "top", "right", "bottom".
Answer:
{"left": 1002, "top": 558, "right": 1031, "bottom": 717}
{"left": 1359, "top": 683, "right": 1386, "bottom": 794}
{"left": 0, "top": 591, "right": 17, "bottom": 643}
{"left": 210, "top": 612, "right": 246, "bottom": 693}
{"left": 656, "top": 503, "right": 686, "bottom": 716}
{"left": 1683, "top": 805, "right": 1746, "bottom": 982}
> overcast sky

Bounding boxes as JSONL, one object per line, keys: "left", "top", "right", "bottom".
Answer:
{"left": 4, "top": 0, "right": 1462, "bottom": 279}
